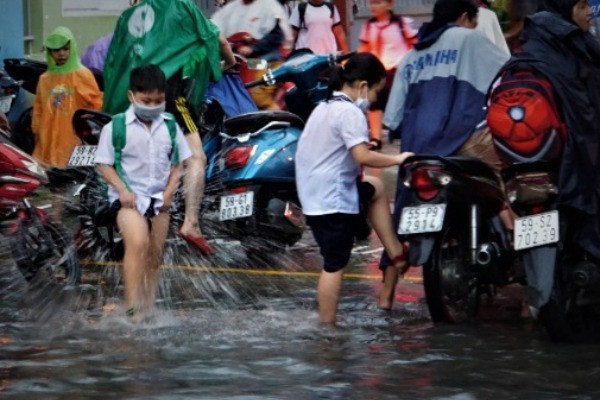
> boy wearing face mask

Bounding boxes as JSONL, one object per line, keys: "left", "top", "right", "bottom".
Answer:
{"left": 95, "top": 65, "right": 192, "bottom": 320}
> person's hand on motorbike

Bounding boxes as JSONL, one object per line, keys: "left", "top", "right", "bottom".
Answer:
{"left": 395, "top": 152, "right": 414, "bottom": 165}
{"left": 237, "top": 45, "right": 253, "bottom": 58}
{"left": 119, "top": 189, "right": 136, "bottom": 209}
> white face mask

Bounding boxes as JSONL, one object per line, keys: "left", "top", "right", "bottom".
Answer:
{"left": 130, "top": 96, "right": 166, "bottom": 122}
{"left": 354, "top": 85, "right": 369, "bottom": 114}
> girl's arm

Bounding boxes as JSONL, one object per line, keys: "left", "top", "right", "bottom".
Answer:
{"left": 160, "top": 164, "right": 184, "bottom": 212}
{"left": 97, "top": 164, "right": 136, "bottom": 209}
{"left": 350, "top": 143, "right": 413, "bottom": 168}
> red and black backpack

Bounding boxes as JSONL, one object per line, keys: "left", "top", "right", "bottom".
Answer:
{"left": 487, "top": 68, "right": 567, "bottom": 163}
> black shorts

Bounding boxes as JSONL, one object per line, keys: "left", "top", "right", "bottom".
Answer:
{"left": 369, "top": 68, "right": 396, "bottom": 112}
{"left": 306, "top": 181, "right": 375, "bottom": 273}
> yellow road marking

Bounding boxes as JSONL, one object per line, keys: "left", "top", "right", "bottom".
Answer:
{"left": 81, "top": 260, "right": 423, "bottom": 283}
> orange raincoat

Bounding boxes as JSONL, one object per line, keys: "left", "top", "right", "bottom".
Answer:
{"left": 32, "top": 27, "right": 102, "bottom": 167}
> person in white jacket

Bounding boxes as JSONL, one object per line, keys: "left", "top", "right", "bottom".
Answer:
{"left": 476, "top": 0, "right": 511, "bottom": 55}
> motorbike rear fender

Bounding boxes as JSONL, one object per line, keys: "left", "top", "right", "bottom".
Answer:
{"left": 220, "top": 126, "right": 301, "bottom": 183}
{"left": 408, "top": 234, "right": 438, "bottom": 266}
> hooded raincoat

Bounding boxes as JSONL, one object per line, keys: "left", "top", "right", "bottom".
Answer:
{"left": 103, "top": 0, "right": 222, "bottom": 115}
{"left": 506, "top": 3, "right": 600, "bottom": 259}
{"left": 31, "top": 26, "right": 103, "bottom": 167}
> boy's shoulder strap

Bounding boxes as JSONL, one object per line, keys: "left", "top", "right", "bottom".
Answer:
{"left": 163, "top": 112, "right": 180, "bottom": 166}
{"left": 111, "top": 112, "right": 132, "bottom": 192}
{"left": 299, "top": 2, "right": 335, "bottom": 29}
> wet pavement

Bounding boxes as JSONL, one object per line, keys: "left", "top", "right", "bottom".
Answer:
{"left": 0, "top": 142, "right": 599, "bottom": 398}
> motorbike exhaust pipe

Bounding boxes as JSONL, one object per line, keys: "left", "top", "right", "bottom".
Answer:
{"left": 476, "top": 242, "right": 500, "bottom": 266}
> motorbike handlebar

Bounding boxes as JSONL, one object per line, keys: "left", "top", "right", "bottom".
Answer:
{"left": 245, "top": 76, "right": 265, "bottom": 89}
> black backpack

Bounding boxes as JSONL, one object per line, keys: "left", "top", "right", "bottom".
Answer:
{"left": 298, "top": 2, "right": 335, "bottom": 30}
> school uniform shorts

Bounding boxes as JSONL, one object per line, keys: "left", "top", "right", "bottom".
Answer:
{"left": 306, "top": 181, "right": 375, "bottom": 273}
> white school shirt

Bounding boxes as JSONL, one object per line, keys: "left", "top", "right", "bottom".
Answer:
{"left": 290, "top": 2, "right": 342, "bottom": 54}
{"left": 295, "top": 92, "right": 369, "bottom": 215}
{"left": 94, "top": 106, "right": 192, "bottom": 215}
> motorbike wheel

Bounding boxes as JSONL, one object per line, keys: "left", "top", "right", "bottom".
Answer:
{"left": 12, "top": 219, "right": 80, "bottom": 286}
{"left": 539, "top": 263, "right": 600, "bottom": 343}
{"left": 75, "top": 216, "right": 124, "bottom": 262}
{"left": 423, "top": 223, "right": 480, "bottom": 323}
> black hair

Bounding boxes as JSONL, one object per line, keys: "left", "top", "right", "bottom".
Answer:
{"left": 432, "top": 0, "right": 478, "bottom": 25}
{"left": 327, "top": 52, "right": 386, "bottom": 99}
{"left": 129, "top": 64, "right": 166, "bottom": 93}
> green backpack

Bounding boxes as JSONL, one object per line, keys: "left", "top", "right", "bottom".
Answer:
{"left": 108, "top": 112, "right": 180, "bottom": 192}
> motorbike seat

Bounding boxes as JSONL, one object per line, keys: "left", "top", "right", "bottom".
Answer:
{"left": 444, "top": 156, "right": 501, "bottom": 184}
{"left": 224, "top": 110, "right": 304, "bottom": 136}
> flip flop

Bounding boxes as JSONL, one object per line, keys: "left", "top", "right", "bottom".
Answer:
{"left": 177, "top": 229, "right": 216, "bottom": 255}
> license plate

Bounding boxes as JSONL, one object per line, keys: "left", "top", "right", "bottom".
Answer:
{"left": 219, "top": 191, "right": 254, "bottom": 221}
{"left": 0, "top": 96, "right": 12, "bottom": 114}
{"left": 398, "top": 204, "right": 446, "bottom": 235}
{"left": 68, "top": 145, "right": 97, "bottom": 166}
{"left": 514, "top": 211, "right": 559, "bottom": 250}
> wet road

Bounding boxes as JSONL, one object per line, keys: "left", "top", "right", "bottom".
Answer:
{"left": 1, "top": 143, "right": 599, "bottom": 398}
{"left": 1, "top": 228, "right": 600, "bottom": 399}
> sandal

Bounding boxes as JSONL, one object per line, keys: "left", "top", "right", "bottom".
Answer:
{"left": 368, "top": 137, "right": 382, "bottom": 151}
{"left": 391, "top": 242, "right": 410, "bottom": 274}
{"left": 177, "top": 229, "right": 216, "bottom": 255}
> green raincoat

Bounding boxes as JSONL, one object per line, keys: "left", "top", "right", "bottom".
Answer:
{"left": 103, "top": 0, "right": 222, "bottom": 115}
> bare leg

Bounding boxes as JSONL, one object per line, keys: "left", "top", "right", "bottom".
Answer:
{"left": 180, "top": 133, "right": 207, "bottom": 237}
{"left": 317, "top": 269, "right": 343, "bottom": 324}
{"left": 361, "top": 176, "right": 408, "bottom": 309}
{"left": 143, "top": 211, "right": 170, "bottom": 310}
{"left": 116, "top": 208, "right": 150, "bottom": 312}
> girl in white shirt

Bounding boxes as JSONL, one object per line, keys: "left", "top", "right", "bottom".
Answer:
{"left": 295, "top": 52, "right": 414, "bottom": 324}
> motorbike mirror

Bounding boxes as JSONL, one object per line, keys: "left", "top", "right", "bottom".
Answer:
{"left": 246, "top": 59, "right": 268, "bottom": 70}
{"left": 72, "top": 109, "right": 112, "bottom": 145}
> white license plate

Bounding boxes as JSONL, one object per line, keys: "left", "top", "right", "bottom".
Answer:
{"left": 398, "top": 204, "right": 446, "bottom": 235}
{"left": 219, "top": 191, "right": 254, "bottom": 221}
{"left": 514, "top": 210, "right": 559, "bottom": 250}
{"left": 68, "top": 145, "right": 97, "bottom": 166}
{"left": 0, "top": 96, "right": 12, "bottom": 114}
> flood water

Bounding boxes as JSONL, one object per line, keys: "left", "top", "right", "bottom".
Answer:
{"left": 1, "top": 233, "right": 600, "bottom": 400}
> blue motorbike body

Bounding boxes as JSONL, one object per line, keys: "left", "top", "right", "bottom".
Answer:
{"left": 219, "top": 126, "right": 300, "bottom": 185}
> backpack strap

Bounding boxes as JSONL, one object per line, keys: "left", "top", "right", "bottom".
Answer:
{"left": 111, "top": 113, "right": 132, "bottom": 192}
{"left": 299, "top": 2, "right": 335, "bottom": 30}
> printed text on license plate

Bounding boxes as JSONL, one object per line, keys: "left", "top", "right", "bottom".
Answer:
{"left": 68, "top": 145, "right": 97, "bottom": 166}
{"left": 219, "top": 191, "right": 254, "bottom": 221}
{"left": 514, "top": 211, "right": 559, "bottom": 250}
{"left": 398, "top": 204, "right": 446, "bottom": 235}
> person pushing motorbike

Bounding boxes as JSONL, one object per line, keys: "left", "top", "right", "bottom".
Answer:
{"left": 378, "top": 0, "right": 510, "bottom": 309}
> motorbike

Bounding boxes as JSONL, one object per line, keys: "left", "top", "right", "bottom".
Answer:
{"left": 0, "top": 117, "right": 80, "bottom": 285}
{"left": 400, "top": 148, "right": 518, "bottom": 323}
{"left": 212, "top": 50, "right": 353, "bottom": 252}
{"left": 497, "top": 123, "right": 599, "bottom": 342}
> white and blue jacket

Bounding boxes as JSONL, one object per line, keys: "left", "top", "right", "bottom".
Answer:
{"left": 384, "top": 24, "right": 510, "bottom": 156}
